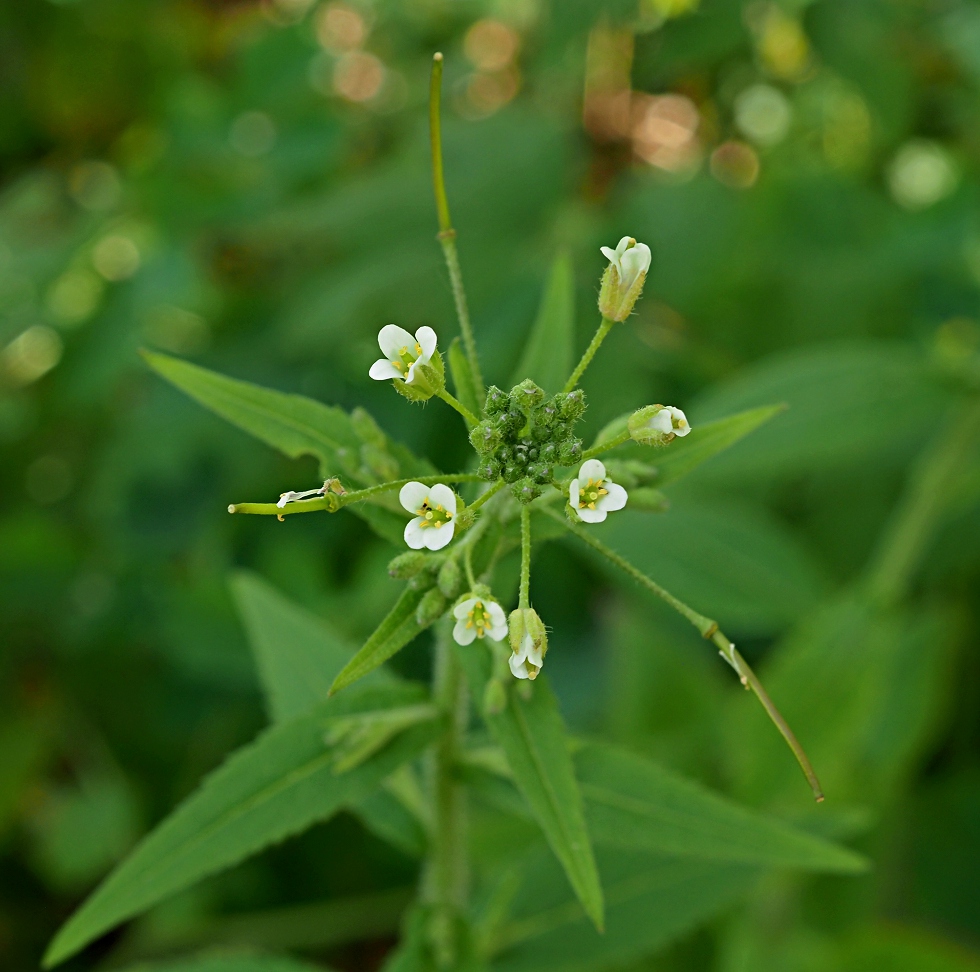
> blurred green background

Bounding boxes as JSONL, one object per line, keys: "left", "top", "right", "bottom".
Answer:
{"left": 2, "top": 0, "right": 980, "bottom": 969}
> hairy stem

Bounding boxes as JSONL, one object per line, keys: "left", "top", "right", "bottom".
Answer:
{"left": 563, "top": 318, "right": 614, "bottom": 394}
{"left": 229, "top": 474, "right": 483, "bottom": 516}
{"left": 864, "top": 395, "right": 980, "bottom": 607}
{"left": 423, "top": 620, "right": 469, "bottom": 965}
{"left": 519, "top": 505, "right": 531, "bottom": 608}
{"left": 436, "top": 388, "right": 480, "bottom": 427}
{"left": 580, "top": 427, "right": 632, "bottom": 462}
{"left": 430, "top": 54, "right": 484, "bottom": 401}
{"left": 466, "top": 478, "right": 506, "bottom": 517}
{"left": 544, "top": 506, "right": 824, "bottom": 802}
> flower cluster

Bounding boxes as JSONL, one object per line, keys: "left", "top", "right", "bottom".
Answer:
{"left": 470, "top": 379, "right": 586, "bottom": 503}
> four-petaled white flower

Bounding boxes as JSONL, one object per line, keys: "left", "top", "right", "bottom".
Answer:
{"left": 399, "top": 481, "right": 457, "bottom": 551}
{"left": 601, "top": 236, "right": 652, "bottom": 294}
{"left": 369, "top": 324, "right": 438, "bottom": 384}
{"left": 569, "top": 458, "right": 628, "bottom": 524}
{"left": 645, "top": 405, "right": 691, "bottom": 437}
{"left": 509, "top": 629, "right": 544, "bottom": 680}
{"left": 453, "top": 597, "right": 507, "bottom": 646}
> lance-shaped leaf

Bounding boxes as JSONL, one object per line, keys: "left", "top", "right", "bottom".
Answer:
{"left": 457, "top": 647, "right": 603, "bottom": 931}
{"left": 330, "top": 587, "right": 431, "bottom": 695}
{"left": 43, "top": 685, "right": 439, "bottom": 968}
{"left": 115, "top": 954, "right": 332, "bottom": 972}
{"left": 230, "top": 572, "right": 425, "bottom": 856}
{"left": 511, "top": 252, "right": 575, "bottom": 396}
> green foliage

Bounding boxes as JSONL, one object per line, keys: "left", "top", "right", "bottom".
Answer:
{"left": 115, "top": 955, "right": 331, "bottom": 972}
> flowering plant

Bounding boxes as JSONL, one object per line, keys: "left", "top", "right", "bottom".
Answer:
{"left": 44, "top": 54, "right": 857, "bottom": 972}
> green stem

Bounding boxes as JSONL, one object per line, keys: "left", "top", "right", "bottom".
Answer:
{"left": 519, "top": 505, "right": 531, "bottom": 608}
{"left": 864, "top": 396, "right": 980, "bottom": 607}
{"left": 562, "top": 318, "right": 614, "bottom": 394}
{"left": 437, "top": 388, "right": 480, "bottom": 427}
{"left": 423, "top": 620, "right": 469, "bottom": 966}
{"left": 580, "top": 428, "right": 632, "bottom": 462}
{"left": 466, "top": 478, "right": 505, "bottom": 517}
{"left": 229, "top": 474, "right": 483, "bottom": 516}
{"left": 544, "top": 506, "right": 824, "bottom": 802}
{"left": 430, "top": 54, "right": 484, "bottom": 401}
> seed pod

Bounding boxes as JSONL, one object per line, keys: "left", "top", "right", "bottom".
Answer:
{"left": 416, "top": 588, "right": 447, "bottom": 626}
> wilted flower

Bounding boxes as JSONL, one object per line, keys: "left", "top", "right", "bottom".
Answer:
{"left": 453, "top": 595, "right": 507, "bottom": 645}
{"left": 369, "top": 324, "right": 438, "bottom": 384}
{"left": 598, "top": 236, "right": 652, "bottom": 321}
{"left": 508, "top": 607, "right": 547, "bottom": 680}
{"left": 568, "top": 458, "right": 628, "bottom": 524}
{"left": 628, "top": 404, "right": 691, "bottom": 445}
{"left": 399, "top": 481, "right": 457, "bottom": 551}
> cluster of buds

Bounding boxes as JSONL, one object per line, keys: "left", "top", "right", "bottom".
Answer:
{"left": 470, "top": 380, "right": 586, "bottom": 504}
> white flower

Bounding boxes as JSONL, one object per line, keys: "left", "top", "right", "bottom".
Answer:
{"left": 399, "top": 481, "right": 457, "bottom": 551}
{"left": 369, "top": 324, "right": 438, "bottom": 384}
{"left": 509, "top": 629, "right": 545, "bottom": 680}
{"left": 647, "top": 405, "right": 691, "bottom": 437}
{"left": 568, "top": 458, "right": 629, "bottom": 524}
{"left": 600, "top": 236, "right": 652, "bottom": 293}
{"left": 276, "top": 486, "right": 325, "bottom": 508}
{"left": 453, "top": 597, "right": 508, "bottom": 645}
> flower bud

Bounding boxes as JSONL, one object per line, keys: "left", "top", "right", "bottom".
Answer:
{"left": 484, "top": 385, "right": 510, "bottom": 416}
{"left": 416, "top": 587, "right": 447, "bottom": 626}
{"left": 507, "top": 607, "right": 547, "bottom": 680}
{"left": 388, "top": 551, "right": 431, "bottom": 579}
{"left": 511, "top": 478, "right": 542, "bottom": 505}
{"left": 628, "top": 404, "right": 691, "bottom": 445}
{"left": 598, "top": 237, "right": 652, "bottom": 322}
{"left": 512, "top": 378, "right": 545, "bottom": 409}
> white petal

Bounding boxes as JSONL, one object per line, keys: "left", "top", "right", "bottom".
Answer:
{"left": 369, "top": 359, "right": 404, "bottom": 381}
{"left": 598, "top": 482, "right": 628, "bottom": 512}
{"left": 486, "top": 601, "right": 507, "bottom": 629}
{"left": 577, "top": 505, "right": 608, "bottom": 524}
{"left": 615, "top": 236, "right": 633, "bottom": 256}
{"left": 600, "top": 246, "right": 619, "bottom": 266}
{"left": 378, "top": 324, "right": 417, "bottom": 359}
{"left": 426, "top": 483, "right": 457, "bottom": 515}
{"left": 453, "top": 618, "right": 477, "bottom": 645}
{"left": 648, "top": 408, "right": 673, "bottom": 434}
{"left": 578, "top": 458, "right": 606, "bottom": 482}
{"left": 453, "top": 597, "right": 478, "bottom": 620}
{"left": 423, "top": 521, "right": 454, "bottom": 550}
{"left": 487, "top": 618, "right": 508, "bottom": 642}
{"left": 404, "top": 359, "right": 421, "bottom": 384}
{"left": 404, "top": 517, "right": 427, "bottom": 549}
{"left": 620, "top": 246, "right": 649, "bottom": 291}
{"left": 399, "top": 481, "right": 430, "bottom": 513}
{"left": 525, "top": 633, "right": 544, "bottom": 668}
{"left": 415, "top": 326, "right": 437, "bottom": 362}
{"left": 668, "top": 406, "right": 691, "bottom": 436}
{"left": 509, "top": 654, "right": 530, "bottom": 679}
{"left": 568, "top": 479, "right": 580, "bottom": 509}
{"left": 513, "top": 630, "right": 529, "bottom": 664}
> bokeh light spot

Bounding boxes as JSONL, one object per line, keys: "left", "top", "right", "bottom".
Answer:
{"left": 229, "top": 111, "right": 277, "bottom": 157}
{"left": 142, "top": 304, "right": 210, "bottom": 356}
{"left": 888, "top": 141, "right": 958, "bottom": 210}
{"left": 464, "top": 19, "right": 520, "bottom": 73}
{"left": 92, "top": 235, "right": 140, "bottom": 281}
{"left": 631, "top": 94, "right": 701, "bottom": 173}
{"left": 68, "top": 161, "right": 121, "bottom": 212}
{"left": 316, "top": 2, "right": 367, "bottom": 52}
{"left": 1, "top": 326, "right": 63, "bottom": 386}
{"left": 333, "top": 51, "right": 385, "bottom": 102}
{"left": 734, "top": 83, "right": 791, "bottom": 146}
{"left": 45, "top": 270, "right": 104, "bottom": 327}
{"left": 710, "top": 140, "right": 760, "bottom": 188}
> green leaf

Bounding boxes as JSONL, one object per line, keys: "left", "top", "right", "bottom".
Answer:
{"left": 594, "top": 499, "right": 829, "bottom": 636}
{"left": 575, "top": 742, "right": 865, "bottom": 873}
{"left": 115, "top": 954, "right": 331, "bottom": 972}
{"left": 229, "top": 570, "right": 392, "bottom": 722}
{"left": 838, "top": 924, "right": 980, "bottom": 972}
{"left": 449, "top": 337, "right": 483, "bottom": 420}
{"left": 115, "top": 953, "right": 331, "bottom": 972}
{"left": 142, "top": 350, "right": 360, "bottom": 472}
{"left": 457, "top": 649, "right": 603, "bottom": 931}
{"left": 491, "top": 847, "right": 757, "bottom": 972}
{"left": 329, "top": 587, "right": 431, "bottom": 695}
{"left": 511, "top": 253, "right": 575, "bottom": 396}
{"left": 652, "top": 405, "right": 786, "bottom": 487}
{"left": 44, "top": 684, "right": 438, "bottom": 968}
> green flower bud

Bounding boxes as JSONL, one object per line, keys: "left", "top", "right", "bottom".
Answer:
{"left": 388, "top": 551, "right": 431, "bottom": 579}
{"left": 416, "top": 587, "right": 447, "bottom": 626}
{"left": 507, "top": 607, "right": 547, "bottom": 680}
{"left": 437, "top": 557, "right": 462, "bottom": 598}
{"left": 512, "top": 378, "right": 545, "bottom": 409}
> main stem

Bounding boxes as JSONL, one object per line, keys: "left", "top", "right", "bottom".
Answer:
{"left": 864, "top": 395, "right": 980, "bottom": 607}
{"left": 424, "top": 620, "right": 469, "bottom": 966}
{"left": 519, "top": 505, "right": 531, "bottom": 608}
{"left": 563, "top": 318, "right": 614, "bottom": 394}
{"left": 430, "top": 54, "right": 484, "bottom": 401}
{"left": 546, "top": 507, "right": 824, "bottom": 802}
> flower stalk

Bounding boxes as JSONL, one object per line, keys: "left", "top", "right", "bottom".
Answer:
{"left": 563, "top": 318, "right": 614, "bottom": 394}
